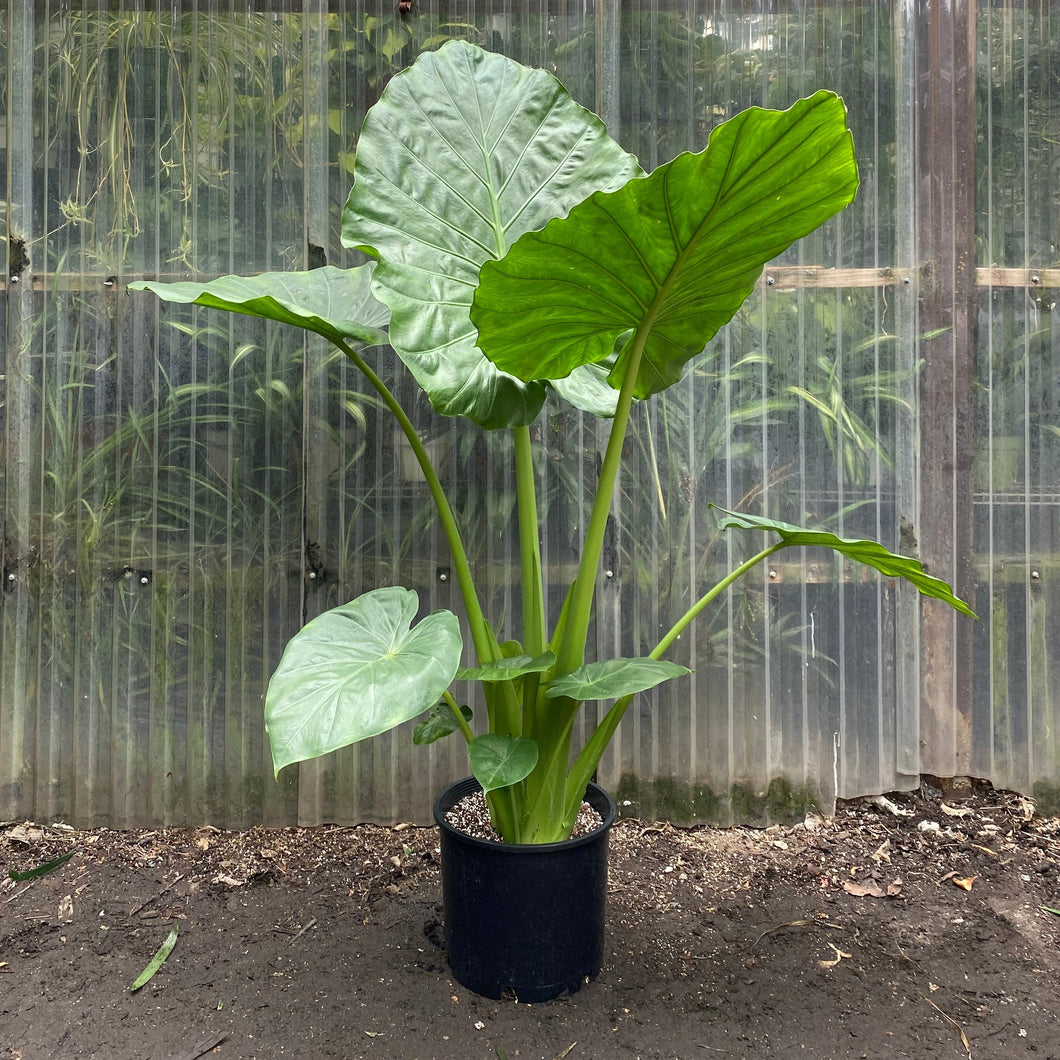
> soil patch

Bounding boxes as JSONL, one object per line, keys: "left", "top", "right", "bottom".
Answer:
{"left": 3, "top": 781, "right": 1059, "bottom": 1059}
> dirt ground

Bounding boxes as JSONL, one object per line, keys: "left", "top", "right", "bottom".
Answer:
{"left": 2, "top": 780, "right": 1059, "bottom": 1060}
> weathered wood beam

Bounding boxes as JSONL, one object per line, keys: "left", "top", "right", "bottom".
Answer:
{"left": 915, "top": 0, "right": 978, "bottom": 778}
{"left": 5, "top": 265, "right": 1058, "bottom": 294}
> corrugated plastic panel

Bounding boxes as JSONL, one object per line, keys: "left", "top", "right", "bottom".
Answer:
{"left": 1, "top": 1, "right": 1058, "bottom": 829}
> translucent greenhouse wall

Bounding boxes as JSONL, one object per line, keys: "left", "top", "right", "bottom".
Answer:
{"left": 1, "top": 1, "right": 1057, "bottom": 827}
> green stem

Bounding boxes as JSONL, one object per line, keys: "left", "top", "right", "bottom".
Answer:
{"left": 527, "top": 333, "right": 645, "bottom": 841}
{"left": 650, "top": 541, "right": 786, "bottom": 660}
{"left": 337, "top": 341, "right": 493, "bottom": 664}
{"left": 522, "top": 693, "right": 582, "bottom": 839}
{"left": 562, "top": 691, "right": 633, "bottom": 827}
{"left": 563, "top": 539, "right": 788, "bottom": 826}
{"left": 442, "top": 690, "right": 475, "bottom": 745}
{"left": 486, "top": 784, "right": 521, "bottom": 843}
{"left": 513, "top": 425, "right": 545, "bottom": 743}
{"left": 514, "top": 425, "right": 545, "bottom": 657}
{"left": 340, "top": 342, "right": 524, "bottom": 793}
{"left": 556, "top": 333, "right": 646, "bottom": 675}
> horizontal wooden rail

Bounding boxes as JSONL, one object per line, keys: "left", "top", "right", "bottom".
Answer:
{"left": 758, "top": 266, "right": 911, "bottom": 289}
{"left": 976, "top": 267, "right": 1060, "bottom": 288}
{"left": 4, "top": 549, "right": 1053, "bottom": 589}
{"left": 3, "top": 265, "right": 1059, "bottom": 293}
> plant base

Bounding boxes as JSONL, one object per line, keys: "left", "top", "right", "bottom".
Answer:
{"left": 433, "top": 777, "right": 616, "bottom": 1002}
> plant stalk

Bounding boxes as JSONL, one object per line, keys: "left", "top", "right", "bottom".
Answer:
{"left": 337, "top": 340, "right": 494, "bottom": 665}
{"left": 530, "top": 334, "right": 645, "bottom": 840}
{"left": 514, "top": 425, "right": 545, "bottom": 658}
{"left": 562, "top": 538, "right": 788, "bottom": 826}
{"left": 650, "top": 541, "right": 787, "bottom": 660}
{"left": 442, "top": 689, "right": 475, "bottom": 744}
{"left": 513, "top": 424, "right": 546, "bottom": 747}
{"left": 556, "top": 334, "right": 646, "bottom": 675}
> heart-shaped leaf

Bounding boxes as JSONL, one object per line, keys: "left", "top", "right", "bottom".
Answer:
{"left": 713, "top": 507, "right": 979, "bottom": 619}
{"left": 546, "top": 658, "right": 691, "bottom": 701}
{"left": 130, "top": 264, "right": 390, "bottom": 348}
{"left": 457, "top": 651, "right": 556, "bottom": 682}
{"left": 412, "top": 701, "right": 472, "bottom": 746}
{"left": 472, "top": 91, "right": 859, "bottom": 398}
{"left": 341, "top": 40, "right": 641, "bottom": 427}
{"left": 468, "top": 734, "right": 539, "bottom": 794}
{"left": 265, "top": 587, "right": 463, "bottom": 775}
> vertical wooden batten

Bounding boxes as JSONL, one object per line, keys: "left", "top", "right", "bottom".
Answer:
{"left": 0, "top": 0, "right": 38, "bottom": 821}
{"left": 915, "top": 0, "right": 979, "bottom": 776}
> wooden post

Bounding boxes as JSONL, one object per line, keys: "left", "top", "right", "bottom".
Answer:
{"left": 296, "top": 0, "right": 333, "bottom": 828}
{"left": 0, "top": 0, "right": 37, "bottom": 819}
{"left": 915, "top": 0, "right": 978, "bottom": 776}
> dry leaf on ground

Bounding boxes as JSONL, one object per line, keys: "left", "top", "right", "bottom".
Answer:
{"left": 844, "top": 879, "right": 885, "bottom": 897}
{"left": 843, "top": 878, "right": 902, "bottom": 898}
{"left": 818, "top": 944, "right": 853, "bottom": 969}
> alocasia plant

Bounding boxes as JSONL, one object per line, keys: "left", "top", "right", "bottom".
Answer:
{"left": 133, "top": 41, "right": 974, "bottom": 844}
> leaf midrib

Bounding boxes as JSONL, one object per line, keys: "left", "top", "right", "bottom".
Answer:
{"left": 630, "top": 100, "right": 848, "bottom": 376}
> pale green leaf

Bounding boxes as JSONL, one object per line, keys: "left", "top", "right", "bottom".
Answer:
{"left": 341, "top": 40, "right": 641, "bottom": 427}
{"left": 130, "top": 264, "right": 389, "bottom": 348}
{"left": 549, "top": 363, "right": 620, "bottom": 418}
{"left": 265, "top": 587, "right": 463, "bottom": 774}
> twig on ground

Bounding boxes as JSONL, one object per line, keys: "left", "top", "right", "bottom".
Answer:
{"left": 289, "top": 917, "right": 317, "bottom": 943}
{"left": 127, "top": 873, "right": 185, "bottom": 917}
{"left": 4, "top": 884, "right": 33, "bottom": 904}
{"left": 923, "top": 995, "right": 972, "bottom": 1058}
{"left": 752, "top": 918, "right": 842, "bottom": 948}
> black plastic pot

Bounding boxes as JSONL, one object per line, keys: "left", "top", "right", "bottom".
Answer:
{"left": 433, "top": 777, "right": 617, "bottom": 1003}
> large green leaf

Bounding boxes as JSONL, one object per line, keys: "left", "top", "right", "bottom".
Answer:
{"left": 472, "top": 92, "right": 859, "bottom": 398}
{"left": 714, "top": 507, "right": 979, "bottom": 619}
{"left": 130, "top": 265, "right": 390, "bottom": 348}
{"left": 341, "top": 39, "right": 642, "bottom": 428}
{"left": 468, "top": 734, "right": 539, "bottom": 794}
{"left": 265, "top": 587, "right": 463, "bottom": 775}
{"left": 546, "top": 658, "right": 691, "bottom": 701}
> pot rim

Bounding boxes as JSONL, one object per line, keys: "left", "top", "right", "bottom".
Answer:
{"left": 433, "top": 776, "right": 617, "bottom": 853}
